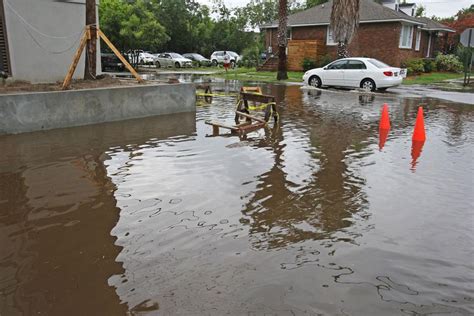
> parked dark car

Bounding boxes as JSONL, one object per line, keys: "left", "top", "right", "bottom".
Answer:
{"left": 101, "top": 53, "right": 127, "bottom": 72}
{"left": 183, "top": 53, "right": 211, "bottom": 67}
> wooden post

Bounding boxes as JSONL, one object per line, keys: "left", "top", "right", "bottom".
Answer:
{"left": 97, "top": 29, "right": 143, "bottom": 83}
{"left": 84, "top": 0, "right": 97, "bottom": 79}
{"left": 62, "top": 29, "right": 89, "bottom": 90}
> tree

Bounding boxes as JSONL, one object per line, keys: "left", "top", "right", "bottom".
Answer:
{"left": 277, "top": 0, "right": 288, "bottom": 80}
{"left": 306, "top": 0, "right": 328, "bottom": 9}
{"left": 330, "top": 0, "right": 360, "bottom": 58}
{"left": 99, "top": 0, "right": 169, "bottom": 53}
{"left": 415, "top": 5, "right": 425, "bottom": 17}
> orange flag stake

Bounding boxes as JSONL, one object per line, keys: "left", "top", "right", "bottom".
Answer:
{"left": 412, "top": 106, "right": 426, "bottom": 141}
{"left": 379, "top": 103, "right": 391, "bottom": 130}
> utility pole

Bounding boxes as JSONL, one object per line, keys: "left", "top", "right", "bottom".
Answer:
{"left": 84, "top": 0, "right": 97, "bottom": 79}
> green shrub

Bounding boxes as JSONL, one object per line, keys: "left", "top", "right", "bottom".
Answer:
{"left": 241, "top": 45, "right": 261, "bottom": 68}
{"left": 318, "top": 54, "right": 333, "bottom": 67}
{"left": 435, "top": 54, "right": 463, "bottom": 72}
{"left": 402, "top": 58, "right": 424, "bottom": 75}
{"left": 302, "top": 58, "right": 317, "bottom": 72}
{"left": 422, "top": 58, "right": 436, "bottom": 73}
{"left": 455, "top": 45, "right": 473, "bottom": 72}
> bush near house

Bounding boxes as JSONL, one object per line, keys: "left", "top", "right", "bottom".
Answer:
{"left": 317, "top": 54, "right": 334, "bottom": 67}
{"left": 302, "top": 58, "right": 317, "bottom": 72}
{"left": 402, "top": 58, "right": 425, "bottom": 75}
{"left": 422, "top": 58, "right": 436, "bottom": 73}
{"left": 435, "top": 54, "right": 463, "bottom": 72}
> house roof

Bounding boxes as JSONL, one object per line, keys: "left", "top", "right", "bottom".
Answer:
{"left": 417, "top": 17, "right": 455, "bottom": 32}
{"left": 260, "top": 0, "right": 452, "bottom": 32}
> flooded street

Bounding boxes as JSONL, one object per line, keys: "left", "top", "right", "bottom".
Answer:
{"left": 1, "top": 81, "right": 473, "bottom": 315}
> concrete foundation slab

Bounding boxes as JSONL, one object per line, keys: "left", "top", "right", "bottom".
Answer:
{"left": 0, "top": 83, "right": 196, "bottom": 135}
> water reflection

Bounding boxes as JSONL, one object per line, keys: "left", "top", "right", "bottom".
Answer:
{"left": 1, "top": 80, "right": 473, "bottom": 315}
{"left": 0, "top": 113, "right": 196, "bottom": 315}
{"left": 241, "top": 89, "right": 373, "bottom": 250}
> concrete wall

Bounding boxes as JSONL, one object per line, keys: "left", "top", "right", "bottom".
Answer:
{"left": 3, "top": 0, "right": 101, "bottom": 83}
{"left": 0, "top": 83, "right": 196, "bottom": 135}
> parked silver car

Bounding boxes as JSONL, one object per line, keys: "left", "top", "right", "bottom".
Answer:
{"left": 155, "top": 53, "right": 193, "bottom": 68}
{"left": 183, "top": 53, "right": 211, "bottom": 67}
{"left": 210, "top": 51, "right": 241, "bottom": 67}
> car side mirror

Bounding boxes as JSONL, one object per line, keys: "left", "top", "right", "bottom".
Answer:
{"left": 323, "top": 67, "right": 328, "bottom": 70}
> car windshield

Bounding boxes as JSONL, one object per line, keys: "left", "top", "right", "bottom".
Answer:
{"left": 367, "top": 59, "right": 390, "bottom": 68}
{"left": 228, "top": 52, "right": 239, "bottom": 57}
{"left": 194, "top": 54, "right": 205, "bottom": 59}
{"left": 170, "top": 53, "right": 184, "bottom": 59}
{"left": 142, "top": 53, "right": 154, "bottom": 57}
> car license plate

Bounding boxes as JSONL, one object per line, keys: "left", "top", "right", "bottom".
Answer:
{"left": 400, "top": 69, "right": 407, "bottom": 78}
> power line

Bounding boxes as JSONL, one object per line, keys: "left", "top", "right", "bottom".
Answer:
{"left": 4, "top": 0, "right": 83, "bottom": 39}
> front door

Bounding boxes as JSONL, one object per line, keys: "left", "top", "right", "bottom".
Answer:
{"left": 322, "top": 60, "right": 347, "bottom": 86}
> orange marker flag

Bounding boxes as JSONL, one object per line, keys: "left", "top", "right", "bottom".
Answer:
{"left": 412, "top": 106, "right": 426, "bottom": 141}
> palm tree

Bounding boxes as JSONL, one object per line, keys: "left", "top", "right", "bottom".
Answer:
{"left": 277, "top": 0, "right": 288, "bottom": 80}
{"left": 330, "top": 0, "right": 360, "bottom": 58}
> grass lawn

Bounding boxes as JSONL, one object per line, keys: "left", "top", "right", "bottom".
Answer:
{"left": 213, "top": 67, "right": 304, "bottom": 83}
{"left": 402, "top": 72, "right": 465, "bottom": 85}
{"left": 213, "top": 67, "right": 466, "bottom": 86}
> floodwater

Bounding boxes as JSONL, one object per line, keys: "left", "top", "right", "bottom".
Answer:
{"left": 1, "top": 81, "right": 473, "bottom": 315}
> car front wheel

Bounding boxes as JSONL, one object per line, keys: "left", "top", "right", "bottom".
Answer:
{"left": 212, "top": 60, "right": 218, "bottom": 67}
{"left": 361, "top": 79, "right": 376, "bottom": 92}
{"left": 309, "top": 75, "right": 322, "bottom": 88}
{"left": 175, "top": 62, "right": 180, "bottom": 68}
{"left": 155, "top": 61, "right": 161, "bottom": 68}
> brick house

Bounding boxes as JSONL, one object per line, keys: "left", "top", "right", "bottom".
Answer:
{"left": 260, "top": 0, "right": 454, "bottom": 70}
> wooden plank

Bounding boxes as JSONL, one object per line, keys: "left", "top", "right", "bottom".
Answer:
{"left": 240, "top": 92, "right": 275, "bottom": 103}
{"left": 98, "top": 29, "right": 144, "bottom": 83}
{"left": 205, "top": 120, "right": 239, "bottom": 131}
{"left": 235, "top": 111, "right": 266, "bottom": 124}
{"left": 62, "top": 29, "right": 89, "bottom": 90}
{"left": 238, "top": 122, "right": 266, "bottom": 135}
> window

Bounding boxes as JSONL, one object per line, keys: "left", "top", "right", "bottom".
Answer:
{"left": 327, "top": 26, "right": 337, "bottom": 46}
{"left": 399, "top": 24, "right": 414, "bottom": 49}
{"left": 327, "top": 60, "right": 347, "bottom": 70}
{"left": 287, "top": 28, "right": 292, "bottom": 40}
{"left": 415, "top": 28, "right": 421, "bottom": 51}
{"left": 346, "top": 60, "right": 367, "bottom": 70}
{"left": 367, "top": 59, "right": 390, "bottom": 68}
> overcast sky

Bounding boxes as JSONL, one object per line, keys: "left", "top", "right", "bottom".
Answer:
{"left": 197, "top": 0, "right": 472, "bottom": 18}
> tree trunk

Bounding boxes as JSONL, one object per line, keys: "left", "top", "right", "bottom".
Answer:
{"left": 84, "top": 0, "right": 97, "bottom": 80}
{"left": 276, "top": 0, "right": 288, "bottom": 80}
{"left": 337, "top": 41, "right": 348, "bottom": 58}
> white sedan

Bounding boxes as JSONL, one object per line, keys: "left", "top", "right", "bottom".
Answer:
{"left": 302, "top": 57, "right": 403, "bottom": 92}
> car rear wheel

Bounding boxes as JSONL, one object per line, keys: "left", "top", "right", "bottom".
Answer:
{"left": 155, "top": 61, "right": 161, "bottom": 68}
{"left": 230, "top": 61, "right": 236, "bottom": 68}
{"left": 175, "top": 62, "right": 180, "bottom": 68}
{"left": 309, "top": 75, "right": 322, "bottom": 88}
{"left": 361, "top": 78, "right": 376, "bottom": 92}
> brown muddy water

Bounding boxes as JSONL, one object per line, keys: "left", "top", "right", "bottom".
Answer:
{"left": 0, "top": 82, "right": 473, "bottom": 316}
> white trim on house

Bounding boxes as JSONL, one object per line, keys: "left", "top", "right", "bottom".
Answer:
{"left": 426, "top": 33, "right": 432, "bottom": 58}
{"left": 399, "top": 24, "right": 414, "bottom": 49}
{"left": 260, "top": 19, "right": 425, "bottom": 29}
{"left": 415, "top": 27, "right": 421, "bottom": 51}
{"left": 326, "top": 26, "right": 337, "bottom": 46}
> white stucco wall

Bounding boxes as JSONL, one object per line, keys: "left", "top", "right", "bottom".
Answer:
{"left": 3, "top": 0, "right": 101, "bottom": 83}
